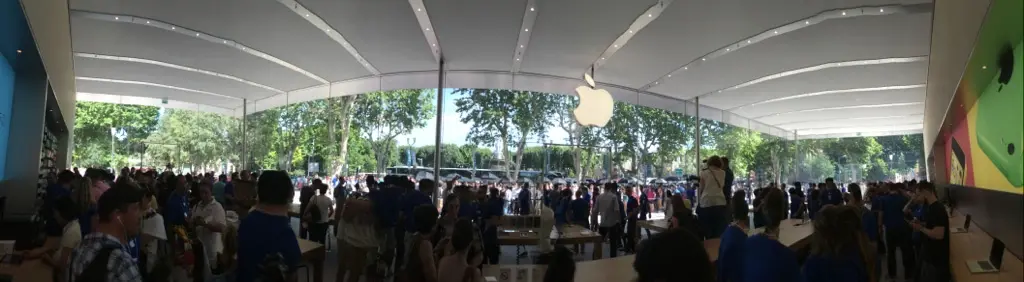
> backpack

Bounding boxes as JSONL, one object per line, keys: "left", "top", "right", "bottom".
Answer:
{"left": 71, "top": 246, "right": 118, "bottom": 282}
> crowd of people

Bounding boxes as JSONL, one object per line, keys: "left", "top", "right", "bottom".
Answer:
{"left": 20, "top": 161, "right": 949, "bottom": 282}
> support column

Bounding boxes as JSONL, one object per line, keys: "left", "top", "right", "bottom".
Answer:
{"left": 241, "top": 99, "right": 247, "bottom": 171}
{"left": 695, "top": 97, "right": 701, "bottom": 172}
{"left": 432, "top": 58, "right": 445, "bottom": 203}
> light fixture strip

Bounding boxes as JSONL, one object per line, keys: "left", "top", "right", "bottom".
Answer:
{"left": 590, "top": 0, "right": 675, "bottom": 72}
{"left": 752, "top": 102, "right": 924, "bottom": 119}
{"left": 73, "top": 10, "right": 329, "bottom": 84}
{"left": 408, "top": 0, "right": 442, "bottom": 63}
{"left": 730, "top": 84, "right": 926, "bottom": 110}
{"left": 74, "top": 52, "right": 286, "bottom": 94}
{"left": 796, "top": 124, "right": 924, "bottom": 136}
{"left": 785, "top": 120, "right": 923, "bottom": 131}
{"left": 77, "top": 92, "right": 236, "bottom": 112}
{"left": 274, "top": 0, "right": 380, "bottom": 75}
{"left": 511, "top": 0, "right": 539, "bottom": 73}
{"left": 771, "top": 114, "right": 926, "bottom": 127}
{"left": 640, "top": 3, "right": 932, "bottom": 90}
{"left": 76, "top": 76, "right": 241, "bottom": 100}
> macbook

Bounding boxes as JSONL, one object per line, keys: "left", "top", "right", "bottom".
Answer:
{"left": 966, "top": 238, "right": 1004, "bottom": 274}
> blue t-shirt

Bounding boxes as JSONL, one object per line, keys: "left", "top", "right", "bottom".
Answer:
{"left": 824, "top": 188, "right": 844, "bottom": 206}
{"left": 79, "top": 206, "right": 97, "bottom": 237}
{"left": 458, "top": 200, "right": 479, "bottom": 220}
{"left": 717, "top": 224, "right": 748, "bottom": 282}
{"left": 236, "top": 210, "right": 301, "bottom": 282}
{"left": 570, "top": 198, "right": 589, "bottom": 223}
{"left": 742, "top": 234, "right": 800, "bottom": 282}
{"left": 879, "top": 194, "right": 909, "bottom": 231}
{"left": 626, "top": 196, "right": 639, "bottom": 221}
{"left": 861, "top": 207, "right": 880, "bottom": 242}
{"left": 164, "top": 191, "right": 190, "bottom": 226}
{"left": 400, "top": 191, "right": 434, "bottom": 231}
{"left": 910, "top": 204, "right": 926, "bottom": 242}
{"left": 370, "top": 188, "right": 402, "bottom": 228}
{"left": 802, "top": 250, "right": 868, "bottom": 282}
{"left": 482, "top": 197, "right": 505, "bottom": 241}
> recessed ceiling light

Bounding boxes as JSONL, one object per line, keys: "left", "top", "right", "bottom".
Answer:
{"left": 530, "top": 7, "right": 535, "bottom": 11}
{"left": 683, "top": 67, "right": 688, "bottom": 70}
{"left": 114, "top": 16, "right": 119, "bottom": 20}
{"left": 747, "top": 40, "right": 751, "bottom": 43}
{"left": 417, "top": 8, "right": 422, "bottom": 11}
{"left": 425, "top": 28, "right": 430, "bottom": 31}
{"left": 326, "top": 29, "right": 331, "bottom": 32}
{"left": 16, "top": 50, "right": 21, "bottom": 53}
{"left": 520, "top": 45, "right": 524, "bottom": 48}
{"left": 805, "top": 21, "right": 809, "bottom": 24}
{"left": 726, "top": 48, "right": 730, "bottom": 51}
{"left": 628, "top": 30, "right": 633, "bottom": 33}
{"left": 613, "top": 44, "right": 618, "bottom": 48}
{"left": 171, "top": 26, "right": 175, "bottom": 30}
{"left": 525, "top": 28, "right": 529, "bottom": 31}
{"left": 701, "top": 58, "right": 706, "bottom": 61}
{"left": 305, "top": 14, "right": 310, "bottom": 17}
{"left": 516, "top": 58, "right": 520, "bottom": 61}
{"left": 432, "top": 43, "right": 436, "bottom": 46}
{"left": 223, "top": 40, "right": 227, "bottom": 43}
{"left": 655, "top": 81, "right": 659, "bottom": 84}
{"left": 196, "top": 33, "right": 200, "bottom": 36}
{"left": 880, "top": 8, "right": 884, "bottom": 12}
{"left": 146, "top": 21, "right": 150, "bottom": 24}
{"left": 982, "top": 65, "right": 987, "bottom": 69}
{"left": 648, "top": 14, "right": 652, "bottom": 17}
{"left": 667, "top": 74, "right": 672, "bottom": 77}
{"left": 774, "top": 30, "right": 778, "bottom": 34}
{"left": 600, "top": 57, "right": 605, "bottom": 60}
{"left": 842, "top": 11, "right": 847, "bottom": 15}
{"left": 242, "top": 47, "right": 246, "bottom": 50}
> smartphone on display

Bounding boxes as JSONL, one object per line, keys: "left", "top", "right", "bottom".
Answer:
{"left": 950, "top": 137, "right": 967, "bottom": 186}
{"left": 974, "top": 43, "right": 1023, "bottom": 187}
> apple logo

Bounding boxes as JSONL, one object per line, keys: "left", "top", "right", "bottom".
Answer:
{"left": 574, "top": 72, "right": 614, "bottom": 127}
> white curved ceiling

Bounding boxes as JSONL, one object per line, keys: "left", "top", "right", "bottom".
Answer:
{"left": 67, "top": 0, "right": 933, "bottom": 139}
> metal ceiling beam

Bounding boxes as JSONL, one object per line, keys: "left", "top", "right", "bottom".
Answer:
{"left": 589, "top": 0, "right": 675, "bottom": 73}
{"left": 728, "top": 84, "right": 926, "bottom": 111}
{"left": 408, "top": 0, "right": 443, "bottom": 63}
{"left": 640, "top": 3, "right": 934, "bottom": 91}
{"left": 72, "top": 10, "right": 329, "bottom": 84}
{"left": 511, "top": 0, "right": 539, "bottom": 73}
{"left": 74, "top": 52, "right": 286, "bottom": 95}
{"left": 76, "top": 76, "right": 241, "bottom": 100}
{"left": 752, "top": 102, "right": 924, "bottom": 119}
{"left": 275, "top": 0, "right": 380, "bottom": 75}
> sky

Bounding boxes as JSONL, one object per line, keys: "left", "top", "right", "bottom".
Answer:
{"left": 395, "top": 88, "right": 570, "bottom": 148}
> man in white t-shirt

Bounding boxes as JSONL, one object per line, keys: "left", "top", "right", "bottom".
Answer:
{"left": 305, "top": 182, "right": 334, "bottom": 244}
{"left": 592, "top": 183, "right": 622, "bottom": 257}
{"left": 191, "top": 183, "right": 226, "bottom": 272}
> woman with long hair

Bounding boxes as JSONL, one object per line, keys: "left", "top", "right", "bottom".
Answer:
{"left": 741, "top": 187, "right": 799, "bottom": 282}
{"left": 801, "top": 205, "right": 874, "bottom": 282}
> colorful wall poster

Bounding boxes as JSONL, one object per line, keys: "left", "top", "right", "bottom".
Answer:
{"left": 932, "top": 0, "right": 1023, "bottom": 194}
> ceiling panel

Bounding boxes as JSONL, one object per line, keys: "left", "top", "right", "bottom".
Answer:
{"left": 425, "top": 0, "right": 525, "bottom": 71}
{"left": 733, "top": 86, "right": 925, "bottom": 117}
{"left": 71, "top": 15, "right": 320, "bottom": 91}
{"left": 780, "top": 114, "right": 924, "bottom": 131}
{"left": 71, "top": 0, "right": 369, "bottom": 82}
{"left": 73, "top": 56, "right": 277, "bottom": 100}
{"left": 76, "top": 78, "right": 240, "bottom": 108}
{"left": 699, "top": 59, "right": 928, "bottom": 109}
{"left": 519, "top": 0, "right": 658, "bottom": 78}
{"left": 597, "top": 0, "right": 929, "bottom": 89}
{"left": 650, "top": 12, "right": 931, "bottom": 99}
{"left": 300, "top": 0, "right": 437, "bottom": 74}
{"left": 757, "top": 102, "right": 923, "bottom": 125}
{"left": 796, "top": 123, "right": 922, "bottom": 135}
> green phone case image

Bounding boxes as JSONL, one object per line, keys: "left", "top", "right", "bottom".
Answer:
{"left": 974, "top": 41, "right": 1023, "bottom": 187}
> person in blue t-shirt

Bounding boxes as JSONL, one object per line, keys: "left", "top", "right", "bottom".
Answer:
{"left": 742, "top": 188, "right": 799, "bottom": 282}
{"left": 824, "top": 178, "right": 844, "bottom": 206}
{"left": 717, "top": 190, "right": 750, "bottom": 282}
{"left": 236, "top": 170, "right": 301, "bottom": 282}
{"left": 400, "top": 179, "right": 435, "bottom": 268}
{"left": 164, "top": 175, "right": 190, "bottom": 226}
{"left": 801, "top": 205, "right": 871, "bottom": 282}
{"left": 569, "top": 190, "right": 590, "bottom": 227}
{"left": 624, "top": 186, "right": 640, "bottom": 253}
{"left": 517, "top": 183, "right": 532, "bottom": 215}
{"left": 879, "top": 183, "right": 915, "bottom": 281}
{"left": 45, "top": 170, "right": 77, "bottom": 236}
{"left": 849, "top": 183, "right": 882, "bottom": 280}
{"left": 633, "top": 228, "right": 715, "bottom": 282}
{"left": 481, "top": 187, "right": 505, "bottom": 264}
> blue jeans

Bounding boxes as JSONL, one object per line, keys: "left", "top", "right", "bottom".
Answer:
{"left": 698, "top": 205, "right": 728, "bottom": 239}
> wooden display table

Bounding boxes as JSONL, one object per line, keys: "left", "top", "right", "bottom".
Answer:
{"left": 0, "top": 237, "right": 58, "bottom": 282}
{"left": 299, "top": 238, "right": 326, "bottom": 282}
{"left": 498, "top": 225, "right": 603, "bottom": 260}
{"left": 949, "top": 214, "right": 1023, "bottom": 282}
{"left": 483, "top": 255, "right": 636, "bottom": 282}
{"left": 637, "top": 219, "right": 670, "bottom": 233}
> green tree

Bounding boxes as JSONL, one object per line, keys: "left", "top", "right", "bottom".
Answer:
{"left": 73, "top": 102, "right": 160, "bottom": 167}
{"left": 454, "top": 89, "right": 557, "bottom": 180}
{"left": 352, "top": 90, "right": 436, "bottom": 173}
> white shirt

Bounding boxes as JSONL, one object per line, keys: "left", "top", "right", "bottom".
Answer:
{"left": 309, "top": 195, "right": 334, "bottom": 223}
{"left": 55, "top": 220, "right": 82, "bottom": 260}
{"left": 593, "top": 192, "right": 621, "bottom": 227}
{"left": 141, "top": 209, "right": 166, "bottom": 271}
{"left": 699, "top": 168, "right": 727, "bottom": 207}
{"left": 191, "top": 200, "right": 226, "bottom": 265}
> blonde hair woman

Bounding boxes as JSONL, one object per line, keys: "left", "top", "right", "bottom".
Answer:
{"left": 71, "top": 178, "right": 94, "bottom": 215}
